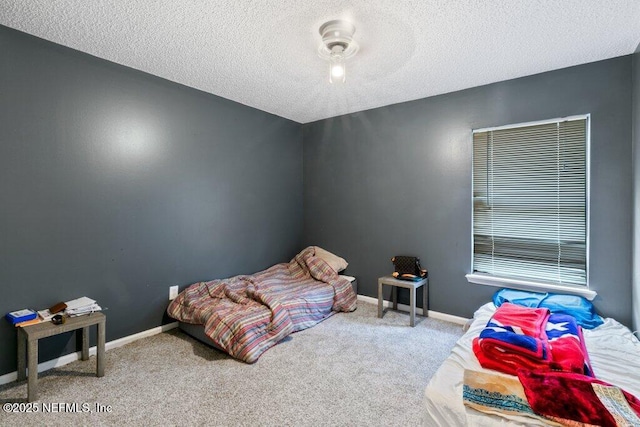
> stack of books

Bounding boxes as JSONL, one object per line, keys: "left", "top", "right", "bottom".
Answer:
{"left": 5, "top": 309, "right": 39, "bottom": 327}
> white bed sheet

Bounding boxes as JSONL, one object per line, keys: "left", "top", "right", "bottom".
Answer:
{"left": 423, "top": 303, "right": 640, "bottom": 426}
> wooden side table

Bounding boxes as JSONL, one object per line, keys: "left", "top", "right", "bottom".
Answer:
{"left": 378, "top": 275, "right": 428, "bottom": 326}
{"left": 17, "top": 312, "right": 106, "bottom": 401}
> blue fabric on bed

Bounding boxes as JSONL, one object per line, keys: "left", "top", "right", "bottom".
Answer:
{"left": 492, "top": 289, "right": 603, "bottom": 329}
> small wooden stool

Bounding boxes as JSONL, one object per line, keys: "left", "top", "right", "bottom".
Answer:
{"left": 377, "top": 276, "right": 428, "bottom": 326}
{"left": 17, "top": 312, "right": 106, "bottom": 401}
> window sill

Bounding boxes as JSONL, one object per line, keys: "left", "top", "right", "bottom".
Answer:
{"left": 465, "top": 273, "right": 597, "bottom": 301}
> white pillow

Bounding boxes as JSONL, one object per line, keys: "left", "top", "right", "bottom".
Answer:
{"left": 314, "top": 246, "right": 348, "bottom": 272}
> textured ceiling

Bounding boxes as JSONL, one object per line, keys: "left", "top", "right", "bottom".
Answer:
{"left": 2, "top": 1, "right": 640, "bottom": 123}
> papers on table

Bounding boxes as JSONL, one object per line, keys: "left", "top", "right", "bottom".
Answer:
{"left": 65, "top": 297, "right": 96, "bottom": 310}
{"left": 9, "top": 297, "right": 103, "bottom": 327}
{"left": 64, "top": 297, "right": 102, "bottom": 316}
{"left": 66, "top": 304, "right": 102, "bottom": 316}
{"left": 65, "top": 297, "right": 102, "bottom": 316}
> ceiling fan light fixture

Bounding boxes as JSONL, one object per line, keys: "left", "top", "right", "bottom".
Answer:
{"left": 318, "top": 20, "right": 358, "bottom": 84}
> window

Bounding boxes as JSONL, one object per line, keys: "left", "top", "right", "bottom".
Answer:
{"left": 468, "top": 116, "right": 589, "bottom": 294}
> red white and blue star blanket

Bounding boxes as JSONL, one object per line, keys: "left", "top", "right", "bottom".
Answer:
{"left": 472, "top": 302, "right": 593, "bottom": 376}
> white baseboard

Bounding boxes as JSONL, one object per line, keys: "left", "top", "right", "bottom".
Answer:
{"left": 0, "top": 322, "right": 178, "bottom": 386}
{"left": 356, "top": 294, "right": 469, "bottom": 325}
{"left": 103, "top": 322, "right": 178, "bottom": 352}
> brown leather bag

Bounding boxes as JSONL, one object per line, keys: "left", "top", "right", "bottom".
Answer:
{"left": 391, "top": 256, "right": 428, "bottom": 281}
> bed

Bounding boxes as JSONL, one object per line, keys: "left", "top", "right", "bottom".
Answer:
{"left": 423, "top": 294, "right": 640, "bottom": 426}
{"left": 167, "top": 246, "right": 357, "bottom": 363}
{"left": 177, "top": 275, "right": 357, "bottom": 352}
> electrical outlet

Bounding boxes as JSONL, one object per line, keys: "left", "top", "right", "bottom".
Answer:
{"left": 169, "top": 285, "right": 179, "bottom": 300}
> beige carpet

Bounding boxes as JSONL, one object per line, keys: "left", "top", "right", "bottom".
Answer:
{"left": 0, "top": 302, "right": 463, "bottom": 426}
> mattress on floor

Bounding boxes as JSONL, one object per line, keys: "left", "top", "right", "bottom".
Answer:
{"left": 423, "top": 302, "right": 640, "bottom": 426}
{"left": 178, "top": 276, "right": 358, "bottom": 351}
{"left": 179, "top": 321, "right": 223, "bottom": 351}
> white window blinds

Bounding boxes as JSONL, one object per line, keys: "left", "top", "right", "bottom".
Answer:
{"left": 472, "top": 117, "right": 588, "bottom": 286}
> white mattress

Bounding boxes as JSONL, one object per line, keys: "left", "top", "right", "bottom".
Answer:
{"left": 423, "top": 303, "right": 640, "bottom": 426}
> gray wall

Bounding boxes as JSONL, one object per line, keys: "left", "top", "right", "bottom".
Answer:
{"left": 0, "top": 26, "right": 303, "bottom": 376}
{"left": 303, "top": 56, "right": 633, "bottom": 326}
{"left": 633, "top": 45, "right": 640, "bottom": 333}
{"left": 1, "top": 23, "right": 635, "bottom": 379}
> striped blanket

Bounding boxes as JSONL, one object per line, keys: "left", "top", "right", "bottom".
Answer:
{"left": 463, "top": 369, "right": 561, "bottom": 425}
{"left": 463, "top": 369, "right": 640, "bottom": 426}
{"left": 167, "top": 247, "right": 357, "bottom": 363}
